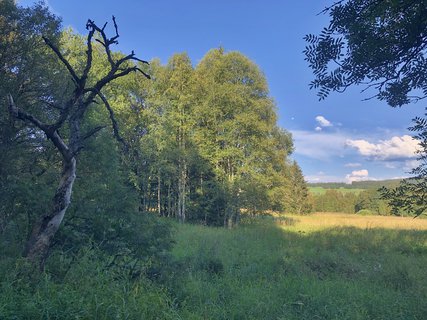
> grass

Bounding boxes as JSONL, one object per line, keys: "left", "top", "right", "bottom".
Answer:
{"left": 169, "top": 213, "right": 427, "bottom": 319}
{"left": 309, "top": 187, "right": 365, "bottom": 195}
{"left": 1, "top": 213, "right": 426, "bottom": 319}
{"left": 280, "top": 212, "right": 427, "bottom": 232}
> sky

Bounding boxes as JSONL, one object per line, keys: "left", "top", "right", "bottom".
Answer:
{"left": 18, "top": 0, "right": 425, "bottom": 183}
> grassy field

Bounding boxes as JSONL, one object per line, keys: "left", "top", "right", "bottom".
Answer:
{"left": 170, "top": 213, "right": 427, "bottom": 319}
{"left": 280, "top": 212, "right": 427, "bottom": 232}
{"left": 1, "top": 213, "right": 426, "bottom": 319}
{"left": 308, "top": 187, "right": 365, "bottom": 195}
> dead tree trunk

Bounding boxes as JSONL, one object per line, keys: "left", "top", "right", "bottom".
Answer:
{"left": 24, "top": 157, "right": 76, "bottom": 266}
{"left": 7, "top": 17, "right": 150, "bottom": 269}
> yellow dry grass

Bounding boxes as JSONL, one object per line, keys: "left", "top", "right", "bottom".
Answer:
{"left": 280, "top": 212, "right": 427, "bottom": 233}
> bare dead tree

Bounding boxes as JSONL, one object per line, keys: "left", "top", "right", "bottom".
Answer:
{"left": 7, "top": 16, "right": 149, "bottom": 269}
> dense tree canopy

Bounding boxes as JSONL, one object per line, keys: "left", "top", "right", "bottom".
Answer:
{"left": 114, "top": 48, "right": 302, "bottom": 226}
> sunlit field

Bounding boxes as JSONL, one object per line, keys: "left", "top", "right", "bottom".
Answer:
{"left": 308, "top": 187, "right": 365, "bottom": 195}
{"left": 168, "top": 213, "right": 427, "bottom": 319}
{"left": 280, "top": 212, "right": 427, "bottom": 232}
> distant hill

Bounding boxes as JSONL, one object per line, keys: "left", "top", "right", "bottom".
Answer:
{"left": 308, "top": 179, "right": 402, "bottom": 190}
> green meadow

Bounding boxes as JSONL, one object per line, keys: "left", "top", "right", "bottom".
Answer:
{"left": 308, "top": 187, "right": 365, "bottom": 195}
{"left": 3, "top": 213, "right": 426, "bottom": 319}
{"left": 169, "top": 214, "right": 427, "bottom": 319}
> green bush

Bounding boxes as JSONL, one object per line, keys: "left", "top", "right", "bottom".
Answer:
{"left": 0, "top": 247, "right": 179, "bottom": 320}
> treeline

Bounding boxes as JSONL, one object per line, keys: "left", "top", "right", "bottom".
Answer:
{"left": 0, "top": 0, "right": 311, "bottom": 267}
{"left": 113, "top": 49, "right": 311, "bottom": 225}
{"left": 310, "top": 189, "right": 395, "bottom": 216}
{"left": 309, "top": 179, "right": 402, "bottom": 190}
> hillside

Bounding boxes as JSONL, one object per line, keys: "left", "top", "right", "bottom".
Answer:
{"left": 308, "top": 179, "right": 402, "bottom": 190}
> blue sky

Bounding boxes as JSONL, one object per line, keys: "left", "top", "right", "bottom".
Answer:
{"left": 19, "top": 0, "right": 424, "bottom": 183}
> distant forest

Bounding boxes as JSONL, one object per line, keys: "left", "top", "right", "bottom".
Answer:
{"left": 309, "top": 179, "right": 402, "bottom": 190}
{"left": 308, "top": 180, "right": 406, "bottom": 216}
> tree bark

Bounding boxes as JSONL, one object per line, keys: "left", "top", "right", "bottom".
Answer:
{"left": 177, "top": 160, "right": 187, "bottom": 223}
{"left": 24, "top": 156, "right": 76, "bottom": 269}
{"left": 157, "top": 171, "right": 161, "bottom": 215}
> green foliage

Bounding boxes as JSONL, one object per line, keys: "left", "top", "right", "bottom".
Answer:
{"left": 283, "top": 161, "right": 312, "bottom": 214}
{"left": 309, "top": 186, "right": 364, "bottom": 195}
{"left": 116, "top": 48, "right": 305, "bottom": 225}
{"left": 310, "top": 187, "right": 393, "bottom": 215}
{"left": 309, "top": 179, "right": 402, "bottom": 190}
{"left": 305, "top": 1, "right": 427, "bottom": 218}
{"left": 0, "top": 0, "right": 63, "bottom": 236}
{"left": 0, "top": 0, "right": 174, "bottom": 273}
{"left": 381, "top": 109, "right": 427, "bottom": 217}
{"left": 304, "top": 0, "right": 427, "bottom": 107}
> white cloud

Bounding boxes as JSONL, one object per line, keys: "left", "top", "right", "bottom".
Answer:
{"left": 351, "top": 169, "right": 369, "bottom": 177}
{"left": 345, "top": 169, "right": 372, "bottom": 184}
{"left": 344, "top": 162, "right": 362, "bottom": 168}
{"left": 403, "top": 159, "right": 420, "bottom": 172}
{"left": 384, "top": 162, "right": 398, "bottom": 169}
{"left": 315, "top": 115, "right": 332, "bottom": 127}
{"left": 315, "top": 126, "right": 322, "bottom": 131}
{"left": 291, "top": 130, "right": 349, "bottom": 160}
{"left": 305, "top": 172, "right": 343, "bottom": 183}
{"left": 346, "top": 135, "right": 419, "bottom": 161}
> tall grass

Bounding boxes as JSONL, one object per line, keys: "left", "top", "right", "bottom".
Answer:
{"left": 1, "top": 213, "right": 426, "bottom": 319}
{"left": 170, "top": 214, "right": 427, "bottom": 319}
{"left": 281, "top": 212, "right": 427, "bottom": 232}
{"left": 0, "top": 249, "right": 180, "bottom": 319}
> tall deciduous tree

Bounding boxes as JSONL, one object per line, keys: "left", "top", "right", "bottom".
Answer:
{"left": 194, "top": 48, "right": 294, "bottom": 226}
{"left": 6, "top": 12, "right": 149, "bottom": 268}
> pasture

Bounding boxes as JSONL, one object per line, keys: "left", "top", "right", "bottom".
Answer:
{"left": 170, "top": 213, "right": 427, "bottom": 319}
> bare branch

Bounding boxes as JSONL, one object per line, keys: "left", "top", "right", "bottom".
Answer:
{"left": 116, "top": 51, "right": 149, "bottom": 67}
{"left": 88, "top": 67, "right": 149, "bottom": 101}
{"left": 81, "top": 125, "right": 106, "bottom": 141}
{"left": 7, "top": 94, "right": 72, "bottom": 160}
{"left": 95, "top": 90, "right": 129, "bottom": 151}
{"left": 81, "top": 28, "right": 96, "bottom": 86}
{"left": 8, "top": 94, "right": 49, "bottom": 132}
{"left": 86, "top": 18, "right": 116, "bottom": 68}
{"left": 318, "top": 0, "right": 345, "bottom": 15}
{"left": 94, "top": 38, "right": 105, "bottom": 46}
{"left": 51, "top": 97, "right": 76, "bottom": 131}
{"left": 111, "top": 15, "right": 119, "bottom": 42}
{"left": 42, "top": 36, "right": 80, "bottom": 86}
{"left": 134, "top": 67, "right": 151, "bottom": 79}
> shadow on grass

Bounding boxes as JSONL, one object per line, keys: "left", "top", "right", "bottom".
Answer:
{"left": 170, "top": 217, "right": 427, "bottom": 319}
